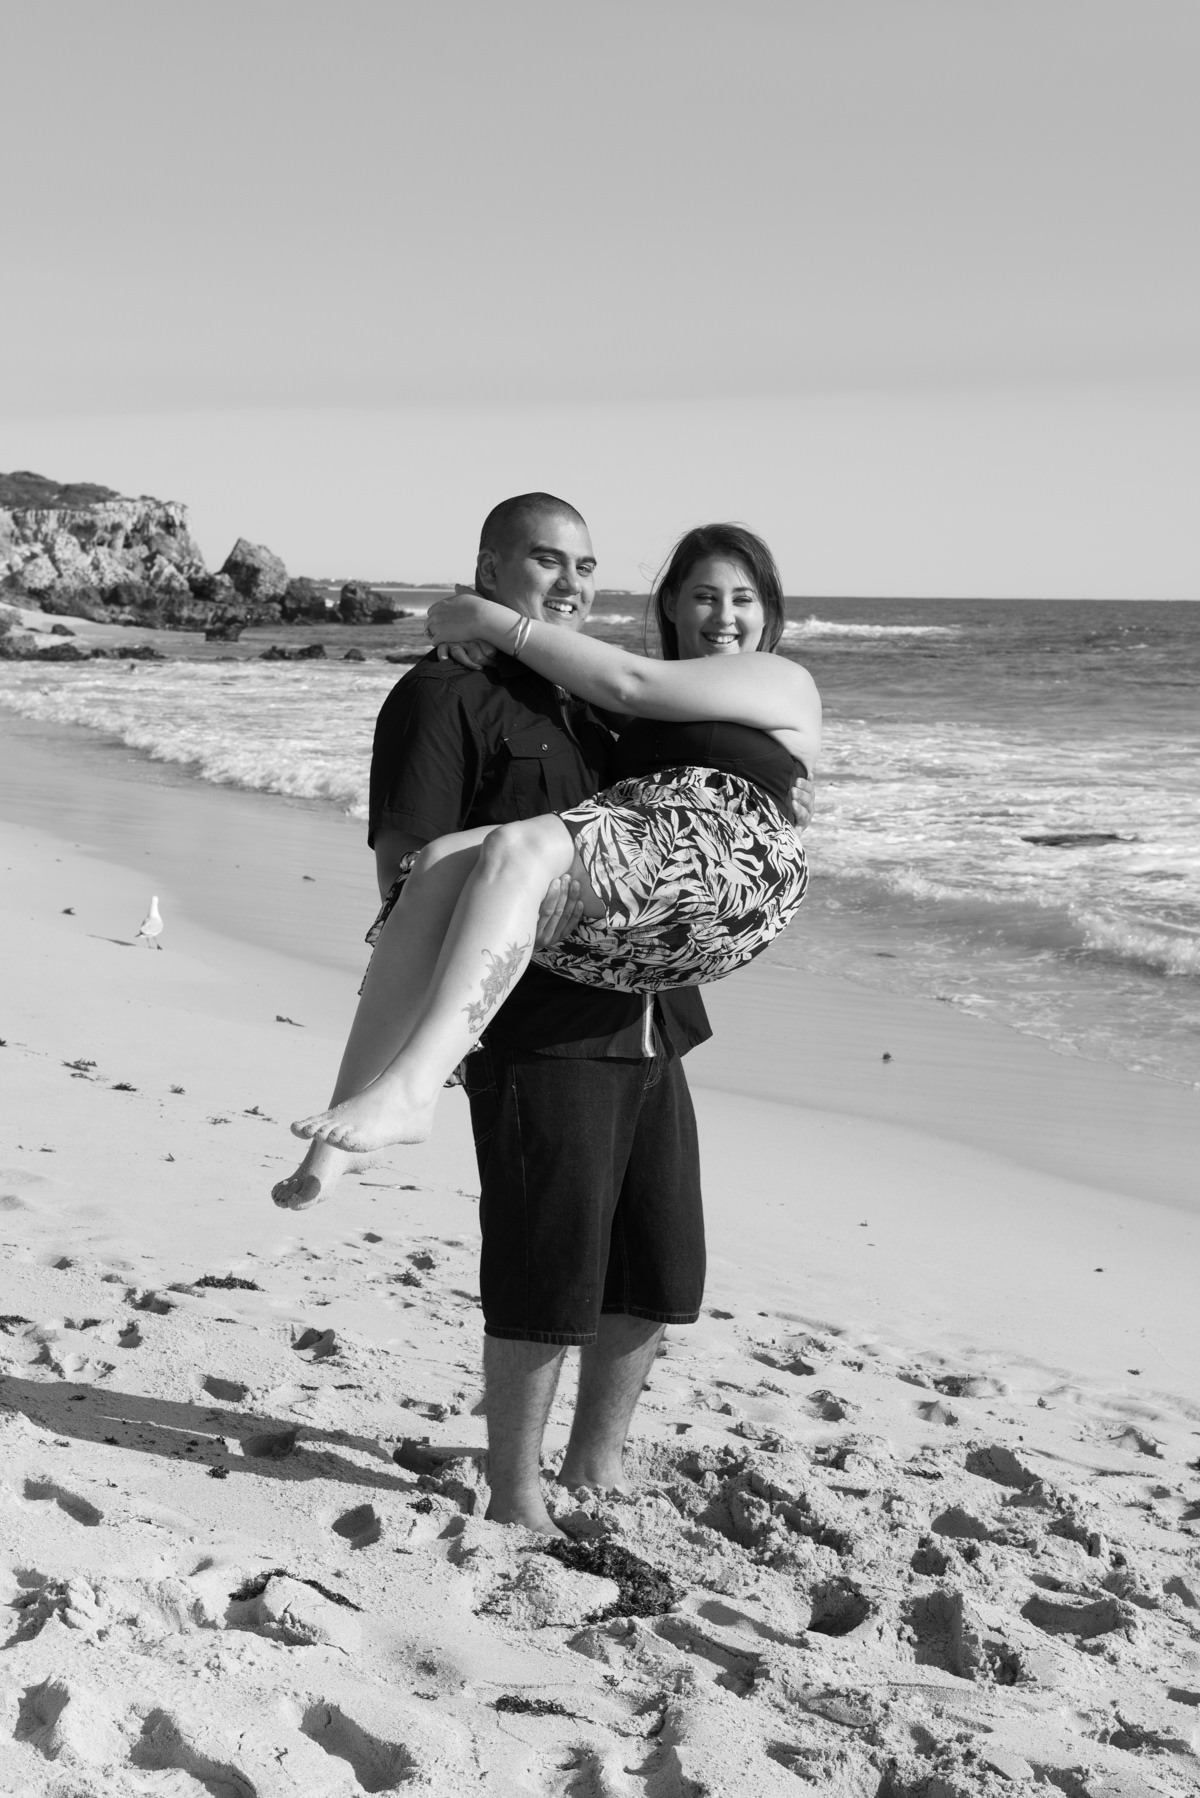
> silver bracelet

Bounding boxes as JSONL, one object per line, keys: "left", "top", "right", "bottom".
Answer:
{"left": 510, "top": 614, "right": 532, "bottom": 660}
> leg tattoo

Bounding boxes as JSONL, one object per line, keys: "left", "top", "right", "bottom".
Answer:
{"left": 464, "top": 940, "right": 531, "bottom": 1036}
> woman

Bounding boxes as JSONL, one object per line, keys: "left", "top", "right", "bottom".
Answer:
{"left": 288, "top": 524, "right": 820, "bottom": 1157}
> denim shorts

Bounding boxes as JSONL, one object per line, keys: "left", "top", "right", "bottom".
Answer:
{"left": 462, "top": 1044, "right": 705, "bottom": 1345}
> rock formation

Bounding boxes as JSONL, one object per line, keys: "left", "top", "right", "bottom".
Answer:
{"left": 0, "top": 472, "right": 303, "bottom": 632}
{"left": 339, "top": 580, "right": 384, "bottom": 624}
{"left": 0, "top": 471, "right": 206, "bottom": 609}
{"left": 219, "top": 538, "right": 289, "bottom": 603}
{"left": 0, "top": 472, "right": 387, "bottom": 642}
{"left": 281, "top": 578, "right": 333, "bottom": 622}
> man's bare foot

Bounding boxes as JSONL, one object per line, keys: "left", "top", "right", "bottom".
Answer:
{"left": 484, "top": 1493, "right": 567, "bottom": 1538}
{"left": 290, "top": 1080, "right": 437, "bottom": 1152}
{"left": 556, "top": 1454, "right": 631, "bottom": 1498}
{"left": 271, "top": 1138, "right": 374, "bottom": 1210}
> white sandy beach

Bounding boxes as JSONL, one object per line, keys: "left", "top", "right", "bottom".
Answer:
{"left": 2, "top": 716, "right": 1200, "bottom": 1796}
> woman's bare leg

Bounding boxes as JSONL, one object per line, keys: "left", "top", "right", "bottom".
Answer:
{"left": 273, "top": 826, "right": 498, "bottom": 1208}
{"left": 292, "top": 814, "right": 595, "bottom": 1152}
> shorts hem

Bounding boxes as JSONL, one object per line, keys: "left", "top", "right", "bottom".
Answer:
{"left": 484, "top": 1325, "right": 598, "bottom": 1346}
{"left": 483, "top": 1307, "right": 700, "bottom": 1344}
{"left": 601, "top": 1305, "right": 701, "bottom": 1325}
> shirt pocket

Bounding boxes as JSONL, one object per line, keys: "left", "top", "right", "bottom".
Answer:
{"left": 502, "top": 724, "right": 577, "bottom": 819}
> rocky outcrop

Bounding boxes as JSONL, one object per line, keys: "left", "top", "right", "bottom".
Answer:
{"left": 0, "top": 471, "right": 349, "bottom": 635}
{"left": 0, "top": 471, "right": 206, "bottom": 610}
{"left": 281, "top": 578, "right": 332, "bottom": 622}
{"left": 220, "top": 538, "right": 289, "bottom": 603}
{"left": 340, "top": 581, "right": 415, "bottom": 624}
{"left": 339, "top": 580, "right": 384, "bottom": 624}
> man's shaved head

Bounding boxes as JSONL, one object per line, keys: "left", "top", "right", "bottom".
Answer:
{"left": 475, "top": 492, "right": 588, "bottom": 594}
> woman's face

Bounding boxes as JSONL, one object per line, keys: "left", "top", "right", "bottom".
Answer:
{"left": 666, "top": 557, "right": 766, "bottom": 659}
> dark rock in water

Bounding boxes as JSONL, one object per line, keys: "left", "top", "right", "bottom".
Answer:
{"left": 369, "top": 590, "right": 416, "bottom": 623}
{"left": 0, "top": 629, "right": 92, "bottom": 660}
{"left": 49, "top": 622, "right": 75, "bottom": 637}
{"left": 281, "top": 577, "right": 331, "bottom": 622}
{"left": 204, "top": 615, "right": 245, "bottom": 642}
{"left": 259, "top": 641, "right": 326, "bottom": 661}
{"left": 339, "top": 580, "right": 384, "bottom": 625}
{"left": 1021, "top": 832, "right": 1125, "bottom": 848}
{"left": 34, "top": 641, "right": 91, "bottom": 662}
{"left": 343, "top": 647, "right": 366, "bottom": 661}
{"left": 220, "top": 536, "right": 289, "bottom": 602}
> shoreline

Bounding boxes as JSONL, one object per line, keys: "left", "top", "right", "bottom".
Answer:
{"left": 4, "top": 704, "right": 1196, "bottom": 1209}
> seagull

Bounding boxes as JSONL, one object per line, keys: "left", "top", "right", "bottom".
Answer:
{"left": 137, "top": 895, "right": 163, "bottom": 950}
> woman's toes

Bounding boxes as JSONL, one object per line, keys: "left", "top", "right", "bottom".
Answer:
{"left": 272, "top": 1172, "right": 320, "bottom": 1210}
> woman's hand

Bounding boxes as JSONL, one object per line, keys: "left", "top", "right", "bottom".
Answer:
{"left": 427, "top": 588, "right": 508, "bottom": 648}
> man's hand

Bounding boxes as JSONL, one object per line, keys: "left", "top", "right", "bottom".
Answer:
{"left": 535, "top": 875, "right": 584, "bottom": 949}
{"left": 789, "top": 772, "right": 816, "bottom": 832}
{"left": 437, "top": 639, "right": 499, "bottom": 669}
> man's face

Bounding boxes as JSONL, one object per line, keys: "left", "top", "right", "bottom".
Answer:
{"left": 483, "top": 514, "right": 597, "bottom": 632}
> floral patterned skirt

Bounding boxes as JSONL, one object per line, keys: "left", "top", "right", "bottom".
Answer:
{"left": 536, "top": 766, "right": 809, "bottom": 993}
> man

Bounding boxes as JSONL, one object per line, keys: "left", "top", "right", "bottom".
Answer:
{"left": 368, "top": 493, "right": 807, "bottom": 1535}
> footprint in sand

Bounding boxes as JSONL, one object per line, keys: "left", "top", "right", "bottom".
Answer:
{"left": 33, "top": 1343, "right": 116, "bottom": 1382}
{"left": 201, "top": 1374, "right": 250, "bottom": 1403}
{"left": 965, "top": 1443, "right": 1038, "bottom": 1490}
{"left": 14, "top": 1675, "right": 127, "bottom": 1763}
{"left": 1020, "top": 1591, "right": 1134, "bottom": 1640}
{"left": 296, "top": 1701, "right": 419, "bottom": 1791}
{"left": 239, "top": 1428, "right": 298, "bottom": 1460}
{"left": 22, "top": 1476, "right": 104, "bottom": 1526}
{"left": 331, "top": 1502, "right": 383, "bottom": 1549}
{"left": 1111, "top": 1423, "right": 1164, "bottom": 1458}
{"left": 126, "top": 1288, "right": 175, "bottom": 1314}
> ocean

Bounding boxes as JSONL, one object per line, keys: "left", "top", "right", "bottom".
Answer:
{"left": 1, "top": 596, "right": 1197, "bottom": 1088}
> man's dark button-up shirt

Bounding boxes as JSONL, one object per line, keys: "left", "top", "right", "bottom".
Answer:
{"left": 368, "top": 652, "right": 711, "bottom": 1059}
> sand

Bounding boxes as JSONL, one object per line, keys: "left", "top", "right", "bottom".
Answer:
{"left": 2, "top": 714, "right": 1199, "bottom": 1798}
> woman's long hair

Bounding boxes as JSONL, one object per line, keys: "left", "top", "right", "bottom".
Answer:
{"left": 650, "top": 523, "right": 786, "bottom": 660}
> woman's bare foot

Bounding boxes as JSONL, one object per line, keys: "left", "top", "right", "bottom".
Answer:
{"left": 290, "top": 1076, "right": 437, "bottom": 1153}
{"left": 271, "top": 1138, "right": 375, "bottom": 1210}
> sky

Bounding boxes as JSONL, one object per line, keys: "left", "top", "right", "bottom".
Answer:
{"left": 1, "top": 0, "right": 1198, "bottom": 597}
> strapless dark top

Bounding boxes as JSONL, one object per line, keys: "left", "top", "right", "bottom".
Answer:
{"left": 611, "top": 718, "right": 804, "bottom": 816}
